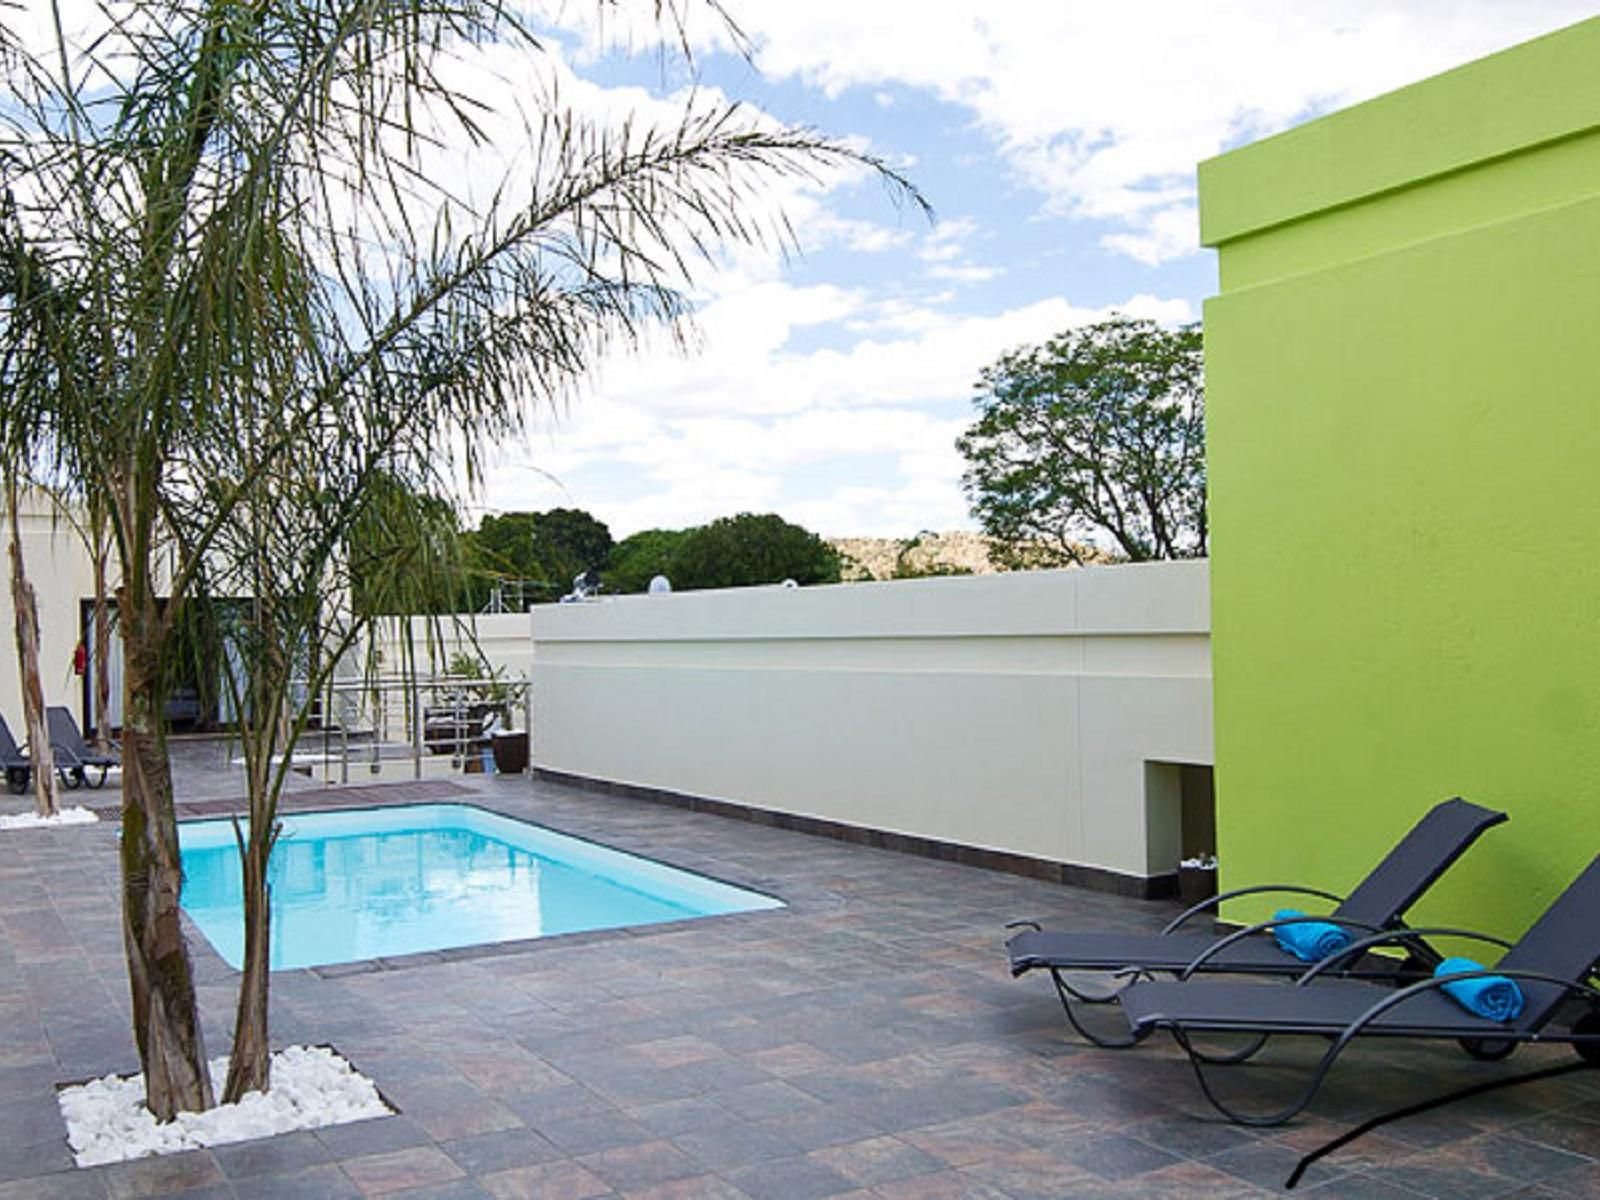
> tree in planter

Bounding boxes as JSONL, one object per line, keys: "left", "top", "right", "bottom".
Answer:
{"left": 958, "top": 316, "right": 1206, "bottom": 567}
{"left": 0, "top": 0, "right": 923, "bottom": 1118}
{"left": 0, "top": 475, "right": 59, "bottom": 817}
{"left": 201, "top": 432, "right": 475, "bottom": 1099}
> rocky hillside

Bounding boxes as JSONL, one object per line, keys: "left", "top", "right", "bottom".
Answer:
{"left": 830, "top": 531, "right": 1110, "bottom": 580}
{"left": 829, "top": 531, "right": 1005, "bottom": 580}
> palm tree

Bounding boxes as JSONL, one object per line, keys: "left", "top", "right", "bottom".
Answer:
{"left": 0, "top": 0, "right": 924, "bottom": 1119}
{"left": 1, "top": 473, "right": 60, "bottom": 818}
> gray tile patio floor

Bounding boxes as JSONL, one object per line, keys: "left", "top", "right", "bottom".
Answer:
{"left": 1, "top": 744, "right": 1597, "bottom": 1198}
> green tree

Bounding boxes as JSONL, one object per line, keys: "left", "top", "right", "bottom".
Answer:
{"left": 0, "top": 0, "right": 922, "bottom": 1119}
{"left": 474, "top": 512, "right": 541, "bottom": 580}
{"left": 474, "top": 508, "right": 613, "bottom": 600}
{"left": 671, "top": 513, "right": 841, "bottom": 590}
{"left": 530, "top": 508, "right": 613, "bottom": 593}
{"left": 957, "top": 316, "right": 1205, "bottom": 567}
{"left": 604, "top": 527, "right": 693, "bottom": 592}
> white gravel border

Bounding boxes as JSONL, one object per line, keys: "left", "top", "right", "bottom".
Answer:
{"left": 59, "top": 1045, "right": 393, "bottom": 1166}
{"left": 0, "top": 806, "right": 100, "bottom": 830}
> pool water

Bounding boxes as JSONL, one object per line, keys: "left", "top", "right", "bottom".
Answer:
{"left": 178, "top": 803, "right": 782, "bottom": 970}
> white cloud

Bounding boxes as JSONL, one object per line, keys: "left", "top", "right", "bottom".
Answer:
{"left": 917, "top": 218, "right": 979, "bottom": 264}
{"left": 926, "top": 263, "right": 1003, "bottom": 284}
{"left": 1100, "top": 205, "right": 1200, "bottom": 267}
{"left": 804, "top": 213, "right": 916, "bottom": 254}
{"left": 546, "top": 1, "right": 1599, "bottom": 263}
{"left": 481, "top": 281, "right": 1196, "bottom": 535}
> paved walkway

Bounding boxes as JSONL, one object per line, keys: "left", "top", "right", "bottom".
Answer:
{"left": 1, "top": 757, "right": 1597, "bottom": 1198}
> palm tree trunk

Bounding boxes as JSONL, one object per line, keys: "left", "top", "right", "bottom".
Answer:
{"left": 91, "top": 503, "right": 114, "bottom": 751}
{"left": 6, "top": 486, "right": 57, "bottom": 818}
{"left": 223, "top": 579, "right": 284, "bottom": 1101}
{"left": 222, "top": 833, "right": 271, "bottom": 1101}
{"left": 119, "top": 592, "right": 213, "bottom": 1120}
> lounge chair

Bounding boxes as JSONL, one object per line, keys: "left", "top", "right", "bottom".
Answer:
{"left": 0, "top": 714, "right": 31, "bottom": 795}
{"left": 46, "top": 706, "right": 118, "bottom": 789}
{"left": 1120, "top": 854, "right": 1600, "bottom": 1186}
{"left": 1006, "top": 797, "right": 1506, "bottom": 1045}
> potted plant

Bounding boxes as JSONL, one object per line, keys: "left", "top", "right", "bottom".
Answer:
{"left": 491, "top": 728, "right": 528, "bottom": 774}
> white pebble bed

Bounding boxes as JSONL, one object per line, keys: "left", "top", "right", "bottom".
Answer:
{"left": 0, "top": 806, "right": 100, "bottom": 830}
{"left": 59, "top": 1045, "right": 392, "bottom": 1166}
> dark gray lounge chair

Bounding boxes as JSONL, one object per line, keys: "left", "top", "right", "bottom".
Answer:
{"left": 0, "top": 715, "right": 31, "bottom": 795}
{"left": 1007, "top": 798, "right": 1507, "bottom": 1045}
{"left": 1121, "top": 854, "right": 1600, "bottom": 1186}
{"left": 46, "top": 706, "right": 118, "bottom": 789}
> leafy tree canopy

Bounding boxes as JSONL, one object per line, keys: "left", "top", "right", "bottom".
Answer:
{"left": 473, "top": 508, "right": 613, "bottom": 599}
{"left": 670, "top": 513, "right": 841, "bottom": 591}
{"left": 957, "top": 316, "right": 1206, "bottom": 567}
{"left": 605, "top": 527, "right": 694, "bottom": 593}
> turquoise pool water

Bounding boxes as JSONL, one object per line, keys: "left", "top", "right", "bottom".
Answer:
{"left": 178, "top": 803, "right": 782, "bottom": 970}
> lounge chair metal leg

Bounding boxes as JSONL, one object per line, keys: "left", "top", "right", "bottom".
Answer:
{"left": 1456, "top": 1036, "right": 1516, "bottom": 1062}
{"left": 1173, "top": 1028, "right": 1338, "bottom": 1127}
{"left": 1576, "top": 1011, "right": 1600, "bottom": 1066}
{"left": 1050, "top": 969, "right": 1150, "bottom": 1048}
{"left": 1285, "top": 1059, "right": 1597, "bottom": 1189}
{"left": 1188, "top": 1032, "right": 1270, "bottom": 1065}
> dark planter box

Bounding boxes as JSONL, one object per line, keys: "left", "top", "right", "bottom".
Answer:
{"left": 492, "top": 731, "right": 529, "bottom": 774}
{"left": 1179, "top": 865, "right": 1218, "bottom": 906}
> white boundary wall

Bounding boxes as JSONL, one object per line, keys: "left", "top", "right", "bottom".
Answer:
{"left": 0, "top": 498, "right": 99, "bottom": 721}
{"left": 531, "top": 561, "right": 1211, "bottom": 882}
{"left": 371, "top": 613, "right": 536, "bottom": 681}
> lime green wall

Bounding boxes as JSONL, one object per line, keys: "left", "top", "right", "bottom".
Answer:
{"left": 1202, "top": 17, "right": 1600, "bottom": 937}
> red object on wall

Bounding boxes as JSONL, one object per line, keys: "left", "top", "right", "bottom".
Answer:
{"left": 72, "top": 642, "right": 88, "bottom": 676}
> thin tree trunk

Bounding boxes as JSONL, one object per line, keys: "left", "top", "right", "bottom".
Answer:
{"left": 221, "top": 832, "right": 271, "bottom": 1101}
{"left": 120, "top": 593, "right": 213, "bottom": 1120}
{"left": 92, "top": 505, "right": 114, "bottom": 752}
{"left": 7, "top": 489, "right": 58, "bottom": 818}
{"left": 223, "top": 584, "right": 285, "bottom": 1100}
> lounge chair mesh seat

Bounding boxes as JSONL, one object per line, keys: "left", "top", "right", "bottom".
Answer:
{"left": 1120, "top": 854, "right": 1600, "bottom": 1186}
{"left": 1007, "top": 798, "right": 1507, "bottom": 1044}
{"left": 46, "top": 706, "right": 118, "bottom": 789}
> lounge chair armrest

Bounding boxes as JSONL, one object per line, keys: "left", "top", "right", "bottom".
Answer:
{"left": 50, "top": 742, "right": 84, "bottom": 768}
{"left": 1178, "top": 915, "right": 1385, "bottom": 979}
{"left": 1295, "top": 926, "right": 1515, "bottom": 985}
{"left": 1160, "top": 884, "right": 1345, "bottom": 935}
{"left": 1333, "top": 969, "right": 1600, "bottom": 1054}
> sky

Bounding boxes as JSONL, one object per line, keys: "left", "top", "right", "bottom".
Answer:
{"left": 28, "top": 2, "right": 1600, "bottom": 541}
{"left": 473, "top": 1, "right": 1600, "bottom": 540}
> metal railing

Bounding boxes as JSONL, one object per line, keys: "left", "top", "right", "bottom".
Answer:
{"left": 302, "top": 673, "right": 532, "bottom": 784}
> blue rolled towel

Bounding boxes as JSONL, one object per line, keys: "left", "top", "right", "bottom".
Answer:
{"left": 1435, "top": 957, "right": 1525, "bottom": 1022}
{"left": 1271, "top": 909, "right": 1353, "bottom": 962}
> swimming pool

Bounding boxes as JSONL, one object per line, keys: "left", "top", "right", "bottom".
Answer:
{"left": 178, "top": 803, "right": 782, "bottom": 970}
